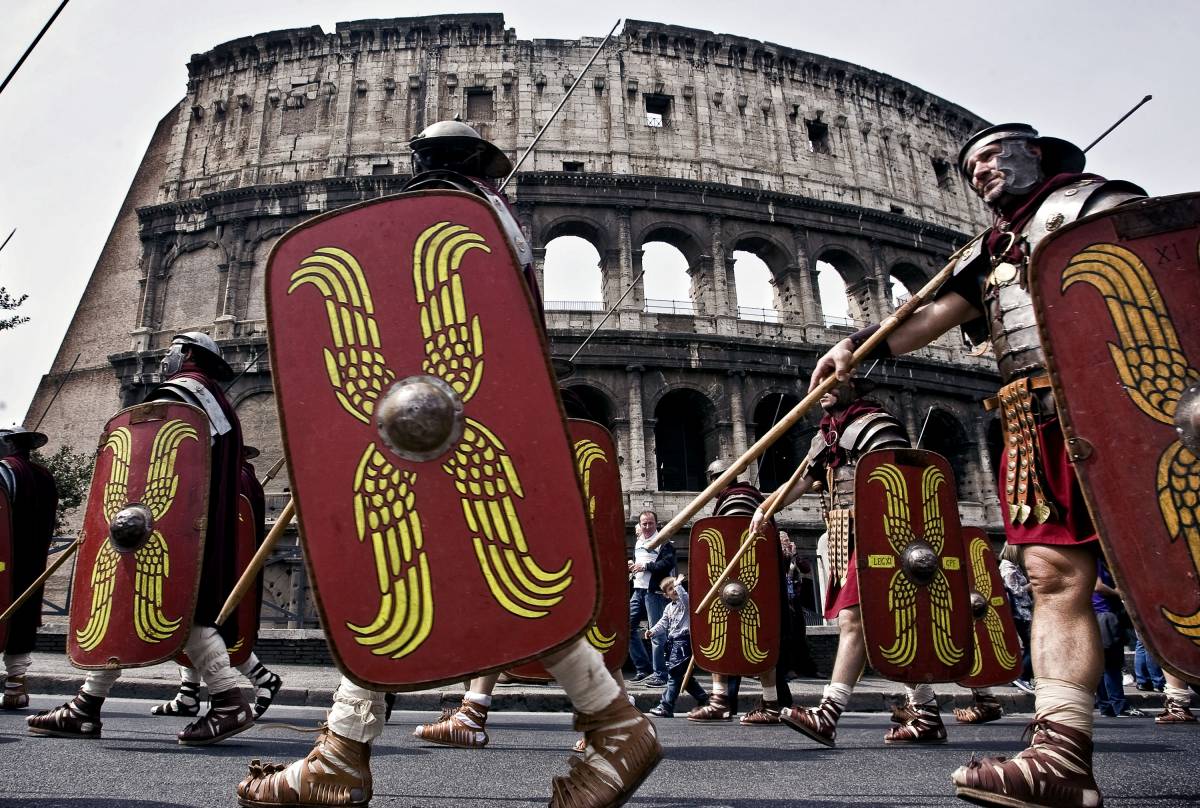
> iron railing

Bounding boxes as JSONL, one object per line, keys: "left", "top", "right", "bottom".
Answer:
{"left": 544, "top": 299, "right": 605, "bottom": 312}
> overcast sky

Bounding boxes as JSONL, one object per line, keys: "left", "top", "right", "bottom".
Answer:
{"left": 1, "top": 0, "right": 1196, "bottom": 426}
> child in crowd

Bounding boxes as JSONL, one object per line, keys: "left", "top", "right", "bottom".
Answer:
{"left": 645, "top": 575, "right": 709, "bottom": 718}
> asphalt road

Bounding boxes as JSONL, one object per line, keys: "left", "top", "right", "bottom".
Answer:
{"left": 1, "top": 696, "right": 1197, "bottom": 807}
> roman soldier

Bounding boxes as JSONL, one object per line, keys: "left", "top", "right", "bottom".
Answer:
{"left": 29, "top": 332, "right": 255, "bottom": 745}
{"left": 150, "top": 445, "right": 283, "bottom": 719}
{"left": 807, "top": 123, "right": 1173, "bottom": 808}
{"left": 685, "top": 458, "right": 794, "bottom": 724}
{"left": 236, "top": 122, "right": 660, "bottom": 808}
{"left": 0, "top": 427, "right": 58, "bottom": 709}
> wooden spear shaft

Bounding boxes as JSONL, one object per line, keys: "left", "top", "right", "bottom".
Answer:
{"left": 693, "top": 456, "right": 813, "bottom": 615}
{"left": 0, "top": 537, "right": 80, "bottom": 623}
{"left": 216, "top": 498, "right": 294, "bottom": 626}
{"left": 647, "top": 234, "right": 978, "bottom": 554}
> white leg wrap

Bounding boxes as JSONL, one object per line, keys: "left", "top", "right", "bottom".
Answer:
{"left": 543, "top": 637, "right": 620, "bottom": 715}
{"left": 235, "top": 652, "right": 260, "bottom": 678}
{"left": 823, "top": 682, "right": 853, "bottom": 708}
{"left": 464, "top": 691, "right": 492, "bottom": 708}
{"left": 3, "top": 652, "right": 32, "bottom": 679}
{"left": 907, "top": 683, "right": 937, "bottom": 705}
{"left": 327, "top": 677, "right": 387, "bottom": 744}
{"left": 1035, "top": 676, "right": 1094, "bottom": 735}
{"left": 179, "top": 665, "right": 201, "bottom": 685}
{"left": 184, "top": 624, "right": 240, "bottom": 694}
{"left": 710, "top": 673, "right": 727, "bottom": 696}
{"left": 82, "top": 668, "right": 121, "bottom": 698}
{"left": 1164, "top": 684, "right": 1192, "bottom": 707}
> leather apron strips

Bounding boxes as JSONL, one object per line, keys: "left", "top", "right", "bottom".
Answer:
{"left": 993, "top": 377, "right": 1057, "bottom": 526}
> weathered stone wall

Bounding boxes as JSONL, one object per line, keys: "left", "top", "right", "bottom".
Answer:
{"left": 165, "top": 15, "right": 986, "bottom": 231}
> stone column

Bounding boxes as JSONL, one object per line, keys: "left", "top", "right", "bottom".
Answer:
{"left": 708, "top": 215, "right": 732, "bottom": 319}
{"left": 626, "top": 365, "right": 648, "bottom": 491}
{"left": 728, "top": 371, "right": 749, "bottom": 459}
{"left": 901, "top": 388, "right": 922, "bottom": 446}
{"left": 972, "top": 413, "right": 997, "bottom": 508}
{"left": 615, "top": 207, "right": 642, "bottom": 330}
{"left": 611, "top": 416, "right": 632, "bottom": 492}
{"left": 869, "top": 239, "right": 891, "bottom": 320}
{"left": 790, "top": 227, "right": 822, "bottom": 327}
{"left": 689, "top": 254, "right": 713, "bottom": 317}
{"left": 532, "top": 247, "right": 547, "bottom": 302}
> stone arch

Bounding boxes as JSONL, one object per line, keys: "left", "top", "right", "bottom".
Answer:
{"left": 159, "top": 240, "right": 227, "bottom": 332}
{"left": 653, "top": 387, "right": 719, "bottom": 491}
{"left": 234, "top": 389, "right": 287, "bottom": 493}
{"left": 730, "top": 231, "right": 793, "bottom": 318}
{"left": 542, "top": 235, "right": 603, "bottom": 309}
{"left": 561, "top": 382, "right": 617, "bottom": 430}
{"left": 887, "top": 261, "right": 928, "bottom": 307}
{"left": 751, "top": 390, "right": 817, "bottom": 492}
{"left": 243, "top": 223, "right": 295, "bottom": 321}
{"left": 538, "top": 214, "right": 611, "bottom": 255}
{"left": 637, "top": 222, "right": 707, "bottom": 315}
{"left": 813, "top": 245, "right": 873, "bottom": 326}
{"left": 919, "top": 407, "right": 973, "bottom": 501}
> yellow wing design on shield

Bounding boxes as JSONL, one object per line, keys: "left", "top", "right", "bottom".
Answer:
{"left": 414, "top": 221, "right": 490, "bottom": 403}
{"left": 736, "top": 533, "right": 768, "bottom": 665}
{"left": 924, "top": 465, "right": 963, "bottom": 666}
{"left": 141, "top": 419, "right": 198, "bottom": 520}
{"left": 75, "top": 541, "right": 119, "bottom": 652}
{"left": 346, "top": 445, "right": 433, "bottom": 658}
{"left": 133, "top": 531, "right": 181, "bottom": 643}
{"left": 289, "top": 247, "right": 396, "bottom": 424}
{"left": 1061, "top": 243, "right": 1200, "bottom": 643}
{"left": 101, "top": 428, "right": 132, "bottom": 523}
{"left": 290, "top": 247, "right": 436, "bottom": 657}
{"left": 446, "top": 419, "right": 572, "bottom": 619}
{"left": 574, "top": 439, "right": 607, "bottom": 521}
{"left": 869, "top": 464, "right": 919, "bottom": 666}
{"left": 697, "top": 528, "right": 728, "bottom": 660}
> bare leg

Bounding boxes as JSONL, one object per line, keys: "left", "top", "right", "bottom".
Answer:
{"left": 952, "top": 545, "right": 1103, "bottom": 807}
{"left": 781, "top": 607, "right": 863, "bottom": 746}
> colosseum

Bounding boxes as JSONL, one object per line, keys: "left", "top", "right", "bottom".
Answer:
{"left": 28, "top": 14, "right": 1002, "bottom": 624}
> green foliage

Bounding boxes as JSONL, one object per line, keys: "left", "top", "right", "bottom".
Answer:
{"left": 32, "top": 444, "right": 94, "bottom": 532}
{"left": 0, "top": 287, "right": 29, "bottom": 331}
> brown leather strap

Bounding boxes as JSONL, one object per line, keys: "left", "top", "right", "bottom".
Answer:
{"left": 982, "top": 374, "right": 1052, "bottom": 411}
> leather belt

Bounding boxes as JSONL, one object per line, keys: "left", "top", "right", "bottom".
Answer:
{"left": 982, "top": 374, "right": 1052, "bottom": 411}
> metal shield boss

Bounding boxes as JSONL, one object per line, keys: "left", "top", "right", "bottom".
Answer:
{"left": 267, "top": 190, "right": 599, "bottom": 689}
{"left": 1030, "top": 192, "right": 1200, "bottom": 682}
{"left": 854, "top": 448, "right": 973, "bottom": 683}
{"left": 509, "top": 419, "right": 629, "bottom": 679}
{"left": 0, "top": 487, "right": 12, "bottom": 651}
{"left": 956, "top": 527, "right": 1022, "bottom": 688}
{"left": 68, "top": 402, "right": 210, "bottom": 669}
{"left": 688, "top": 516, "right": 781, "bottom": 676}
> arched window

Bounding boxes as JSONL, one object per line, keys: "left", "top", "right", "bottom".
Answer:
{"left": 890, "top": 276, "right": 911, "bottom": 307}
{"left": 920, "top": 409, "right": 973, "bottom": 501}
{"left": 641, "top": 242, "right": 692, "bottom": 315}
{"left": 542, "top": 235, "right": 602, "bottom": 311}
{"left": 732, "top": 250, "right": 776, "bottom": 322}
{"left": 816, "top": 262, "right": 851, "bottom": 327}
{"left": 654, "top": 389, "right": 717, "bottom": 491}
{"left": 562, "top": 384, "right": 615, "bottom": 430}
{"left": 753, "top": 393, "right": 817, "bottom": 492}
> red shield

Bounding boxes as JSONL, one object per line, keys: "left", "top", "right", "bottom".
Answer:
{"left": 956, "top": 528, "right": 1022, "bottom": 688}
{"left": 0, "top": 486, "right": 12, "bottom": 651}
{"left": 1031, "top": 193, "right": 1200, "bottom": 682}
{"left": 178, "top": 494, "right": 258, "bottom": 670}
{"left": 226, "top": 495, "right": 260, "bottom": 667}
{"left": 689, "top": 516, "right": 781, "bottom": 676}
{"left": 509, "top": 420, "right": 630, "bottom": 679}
{"left": 854, "top": 449, "right": 973, "bottom": 683}
{"left": 68, "top": 403, "right": 210, "bottom": 669}
{"left": 267, "top": 191, "right": 599, "bottom": 689}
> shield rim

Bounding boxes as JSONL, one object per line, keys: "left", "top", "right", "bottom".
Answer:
{"left": 227, "top": 494, "right": 258, "bottom": 668}
{"left": 854, "top": 447, "right": 974, "bottom": 684}
{"left": 509, "top": 419, "right": 629, "bottom": 680}
{"left": 68, "top": 401, "right": 211, "bottom": 670}
{"left": 688, "top": 515, "right": 782, "bottom": 677}
{"left": 955, "top": 527, "right": 1023, "bottom": 688}
{"left": 265, "top": 189, "right": 600, "bottom": 691}
{"left": 0, "top": 485, "right": 12, "bottom": 651}
{"left": 1030, "top": 192, "right": 1200, "bottom": 684}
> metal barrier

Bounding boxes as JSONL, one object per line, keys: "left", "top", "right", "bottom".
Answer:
{"left": 40, "top": 537, "right": 76, "bottom": 616}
